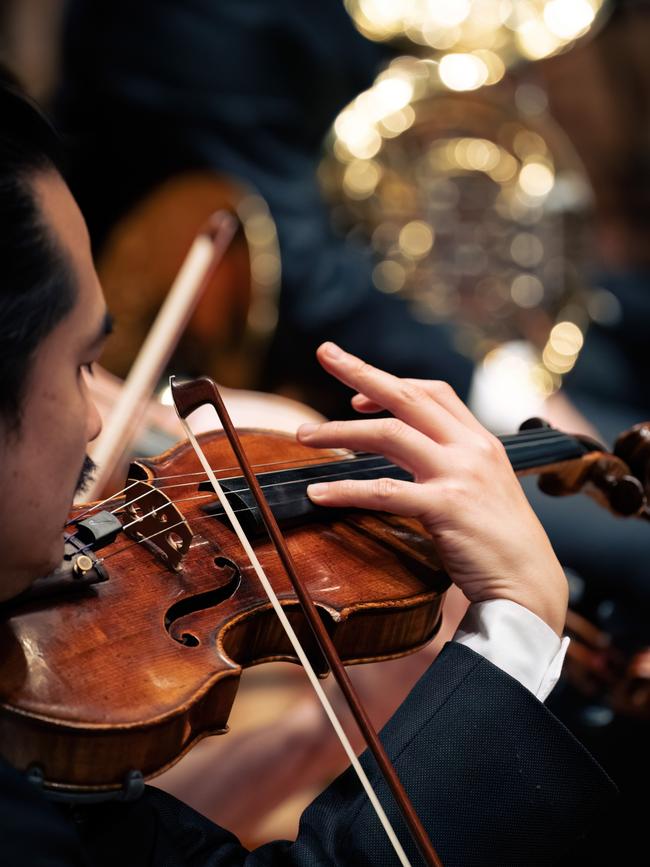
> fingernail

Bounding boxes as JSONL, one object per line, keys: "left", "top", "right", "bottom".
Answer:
{"left": 323, "top": 342, "right": 343, "bottom": 359}
{"left": 298, "top": 423, "right": 319, "bottom": 438}
{"left": 307, "top": 483, "right": 329, "bottom": 499}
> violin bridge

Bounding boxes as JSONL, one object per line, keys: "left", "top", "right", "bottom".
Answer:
{"left": 122, "top": 481, "right": 193, "bottom": 571}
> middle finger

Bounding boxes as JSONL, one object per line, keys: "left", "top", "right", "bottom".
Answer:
{"left": 297, "top": 416, "right": 445, "bottom": 478}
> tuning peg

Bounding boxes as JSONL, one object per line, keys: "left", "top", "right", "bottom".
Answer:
{"left": 614, "top": 423, "right": 650, "bottom": 494}
{"left": 538, "top": 452, "right": 645, "bottom": 517}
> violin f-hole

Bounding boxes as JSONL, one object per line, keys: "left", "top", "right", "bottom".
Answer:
{"left": 164, "top": 556, "right": 241, "bottom": 645}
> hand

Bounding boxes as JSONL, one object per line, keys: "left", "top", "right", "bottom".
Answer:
{"left": 297, "top": 343, "right": 568, "bottom": 637}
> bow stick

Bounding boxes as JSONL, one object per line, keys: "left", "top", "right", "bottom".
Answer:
{"left": 85, "top": 211, "right": 238, "bottom": 501}
{"left": 172, "top": 375, "right": 443, "bottom": 867}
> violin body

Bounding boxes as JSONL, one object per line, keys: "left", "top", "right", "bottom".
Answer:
{"left": 0, "top": 430, "right": 448, "bottom": 794}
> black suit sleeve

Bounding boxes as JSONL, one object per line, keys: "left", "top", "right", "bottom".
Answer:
{"left": 0, "top": 760, "right": 88, "bottom": 867}
{"left": 0, "top": 643, "right": 616, "bottom": 867}
{"left": 72, "top": 643, "right": 616, "bottom": 867}
{"left": 284, "top": 642, "right": 616, "bottom": 866}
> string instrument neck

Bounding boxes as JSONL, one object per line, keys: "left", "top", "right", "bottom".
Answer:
{"left": 198, "top": 425, "right": 603, "bottom": 534}
{"left": 499, "top": 426, "right": 595, "bottom": 472}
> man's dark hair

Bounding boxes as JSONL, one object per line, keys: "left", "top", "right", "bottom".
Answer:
{"left": 0, "top": 67, "right": 76, "bottom": 427}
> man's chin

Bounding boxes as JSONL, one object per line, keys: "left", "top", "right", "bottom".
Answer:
{"left": 0, "top": 557, "right": 53, "bottom": 603}
{"left": 0, "top": 534, "right": 66, "bottom": 604}
{"left": 33, "top": 535, "right": 66, "bottom": 585}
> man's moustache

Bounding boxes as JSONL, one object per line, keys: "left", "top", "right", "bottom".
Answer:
{"left": 75, "top": 455, "right": 97, "bottom": 495}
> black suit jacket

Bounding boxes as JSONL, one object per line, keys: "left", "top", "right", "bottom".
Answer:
{"left": 0, "top": 644, "right": 616, "bottom": 866}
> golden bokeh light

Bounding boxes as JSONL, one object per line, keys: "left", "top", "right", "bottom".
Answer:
{"left": 379, "top": 105, "right": 416, "bottom": 136}
{"left": 541, "top": 320, "right": 585, "bottom": 375}
{"left": 544, "top": 0, "right": 596, "bottom": 40}
{"left": 322, "top": 48, "right": 594, "bottom": 392}
{"left": 518, "top": 162, "right": 555, "bottom": 197}
{"left": 399, "top": 220, "right": 435, "bottom": 258}
{"left": 549, "top": 320, "right": 585, "bottom": 355}
{"left": 345, "top": 0, "right": 606, "bottom": 64}
{"left": 343, "top": 159, "right": 383, "bottom": 199}
{"left": 438, "top": 52, "right": 488, "bottom": 90}
{"left": 373, "top": 259, "right": 407, "bottom": 293}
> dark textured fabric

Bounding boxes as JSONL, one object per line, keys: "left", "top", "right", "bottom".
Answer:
{"left": 0, "top": 758, "right": 88, "bottom": 866}
{"left": 0, "top": 644, "right": 616, "bottom": 866}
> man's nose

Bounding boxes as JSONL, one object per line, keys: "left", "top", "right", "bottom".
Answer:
{"left": 87, "top": 398, "right": 103, "bottom": 442}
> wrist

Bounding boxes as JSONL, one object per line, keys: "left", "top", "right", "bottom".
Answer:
{"left": 495, "top": 572, "right": 568, "bottom": 638}
{"left": 467, "top": 567, "right": 568, "bottom": 638}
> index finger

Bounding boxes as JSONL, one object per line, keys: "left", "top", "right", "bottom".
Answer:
{"left": 316, "top": 342, "right": 471, "bottom": 444}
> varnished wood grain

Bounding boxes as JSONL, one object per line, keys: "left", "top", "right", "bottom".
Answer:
{"left": 0, "top": 430, "right": 448, "bottom": 791}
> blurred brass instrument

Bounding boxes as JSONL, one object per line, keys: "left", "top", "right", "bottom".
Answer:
{"left": 345, "top": 0, "right": 609, "bottom": 64}
{"left": 319, "top": 56, "right": 619, "bottom": 403}
{"left": 327, "top": 1, "right": 613, "bottom": 405}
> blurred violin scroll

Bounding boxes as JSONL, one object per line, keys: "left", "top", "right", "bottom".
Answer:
{"left": 96, "top": 171, "right": 281, "bottom": 390}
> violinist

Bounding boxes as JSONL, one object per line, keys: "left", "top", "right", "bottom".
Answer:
{"left": 0, "top": 73, "right": 616, "bottom": 866}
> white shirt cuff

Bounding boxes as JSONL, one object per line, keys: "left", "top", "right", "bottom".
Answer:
{"left": 453, "top": 599, "right": 569, "bottom": 701}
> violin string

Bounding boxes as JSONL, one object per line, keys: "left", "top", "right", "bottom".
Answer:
{"left": 110, "top": 459, "right": 398, "bottom": 533}
{"left": 141, "top": 427, "right": 570, "bottom": 489}
{"left": 120, "top": 429, "right": 579, "bottom": 513}
{"left": 79, "top": 428, "right": 583, "bottom": 553}
{"left": 72, "top": 427, "right": 571, "bottom": 523}
{"left": 150, "top": 453, "right": 388, "bottom": 495}
{"left": 69, "top": 452, "right": 361, "bottom": 523}
{"left": 108, "top": 486, "right": 156, "bottom": 517}
{"left": 129, "top": 451, "right": 357, "bottom": 484}
{"left": 66, "top": 480, "right": 141, "bottom": 527}
{"left": 148, "top": 455, "right": 375, "bottom": 493}
{"left": 86, "top": 453, "right": 383, "bottom": 518}
{"left": 499, "top": 429, "right": 570, "bottom": 443}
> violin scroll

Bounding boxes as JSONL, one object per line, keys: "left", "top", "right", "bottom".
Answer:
{"left": 614, "top": 422, "right": 650, "bottom": 499}
{"left": 520, "top": 418, "right": 646, "bottom": 517}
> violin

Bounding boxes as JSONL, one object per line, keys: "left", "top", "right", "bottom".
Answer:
{"left": 559, "top": 421, "right": 650, "bottom": 721}
{"left": 0, "top": 401, "right": 644, "bottom": 799}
